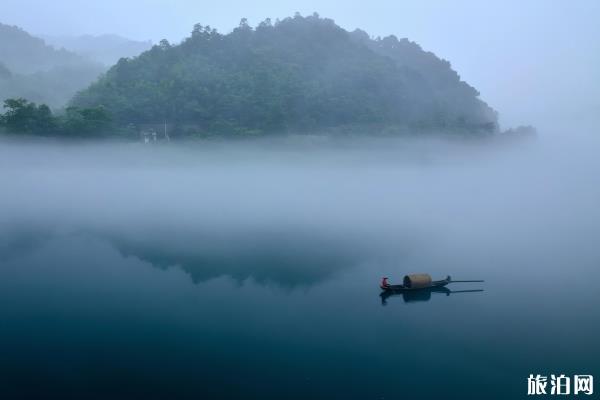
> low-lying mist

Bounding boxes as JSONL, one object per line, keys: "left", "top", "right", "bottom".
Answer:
{"left": 1, "top": 132, "right": 599, "bottom": 286}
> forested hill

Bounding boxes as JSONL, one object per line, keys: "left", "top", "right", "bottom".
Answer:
{"left": 0, "top": 23, "right": 105, "bottom": 108}
{"left": 0, "top": 23, "right": 92, "bottom": 73}
{"left": 72, "top": 14, "right": 498, "bottom": 137}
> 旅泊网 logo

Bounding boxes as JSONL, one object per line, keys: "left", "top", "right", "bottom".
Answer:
{"left": 528, "top": 374, "right": 593, "bottom": 396}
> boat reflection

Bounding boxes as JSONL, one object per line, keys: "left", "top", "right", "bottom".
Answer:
{"left": 380, "top": 287, "right": 484, "bottom": 305}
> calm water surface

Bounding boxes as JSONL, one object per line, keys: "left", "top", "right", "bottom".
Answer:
{"left": 0, "top": 138, "right": 598, "bottom": 399}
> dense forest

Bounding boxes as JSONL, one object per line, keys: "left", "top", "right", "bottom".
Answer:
{"left": 72, "top": 14, "right": 498, "bottom": 137}
{"left": 2, "top": 14, "right": 500, "bottom": 138}
{"left": 0, "top": 98, "right": 112, "bottom": 137}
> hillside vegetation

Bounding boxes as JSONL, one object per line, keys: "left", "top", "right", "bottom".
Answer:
{"left": 71, "top": 14, "right": 498, "bottom": 137}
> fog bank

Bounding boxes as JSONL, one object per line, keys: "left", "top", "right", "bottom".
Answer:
{"left": 1, "top": 133, "right": 598, "bottom": 286}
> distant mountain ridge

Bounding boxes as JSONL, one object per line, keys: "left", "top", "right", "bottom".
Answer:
{"left": 0, "top": 22, "right": 94, "bottom": 74}
{"left": 0, "top": 23, "right": 151, "bottom": 109}
{"left": 42, "top": 34, "right": 153, "bottom": 66}
{"left": 72, "top": 14, "right": 499, "bottom": 137}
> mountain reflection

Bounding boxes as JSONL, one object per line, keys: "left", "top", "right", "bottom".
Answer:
{"left": 0, "top": 228, "right": 407, "bottom": 289}
{"left": 109, "top": 230, "right": 365, "bottom": 288}
{"left": 0, "top": 228, "right": 54, "bottom": 262}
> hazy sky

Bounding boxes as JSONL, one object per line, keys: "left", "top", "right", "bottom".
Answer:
{"left": 2, "top": 0, "right": 599, "bottom": 130}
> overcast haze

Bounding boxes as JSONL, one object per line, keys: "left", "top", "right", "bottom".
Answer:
{"left": 2, "top": 0, "right": 599, "bottom": 131}
{"left": 2, "top": 3, "right": 600, "bottom": 398}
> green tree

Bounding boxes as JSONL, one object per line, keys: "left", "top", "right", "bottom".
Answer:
{"left": 0, "top": 98, "right": 114, "bottom": 137}
{"left": 0, "top": 98, "right": 57, "bottom": 135}
{"left": 61, "top": 106, "right": 113, "bottom": 136}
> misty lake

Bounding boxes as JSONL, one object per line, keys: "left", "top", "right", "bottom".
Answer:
{"left": 1, "top": 137, "right": 599, "bottom": 399}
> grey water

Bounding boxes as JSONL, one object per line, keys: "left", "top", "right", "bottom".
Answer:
{"left": 0, "top": 135, "right": 599, "bottom": 399}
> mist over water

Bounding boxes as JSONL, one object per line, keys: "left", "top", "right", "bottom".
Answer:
{"left": 1, "top": 132, "right": 599, "bottom": 398}
{"left": 1, "top": 132, "right": 599, "bottom": 274}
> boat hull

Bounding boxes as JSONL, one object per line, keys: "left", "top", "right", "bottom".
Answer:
{"left": 380, "top": 279, "right": 450, "bottom": 292}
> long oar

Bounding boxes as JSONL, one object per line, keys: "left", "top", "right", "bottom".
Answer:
{"left": 448, "top": 289, "right": 484, "bottom": 293}
{"left": 449, "top": 279, "right": 484, "bottom": 283}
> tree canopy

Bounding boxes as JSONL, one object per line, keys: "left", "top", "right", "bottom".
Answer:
{"left": 72, "top": 14, "right": 498, "bottom": 137}
{"left": 0, "top": 98, "right": 113, "bottom": 137}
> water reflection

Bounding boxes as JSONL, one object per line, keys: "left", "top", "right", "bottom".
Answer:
{"left": 104, "top": 230, "right": 372, "bottom": 288}
{"left": 0, "top": 228, "right": 53, "bottom": 262}
{"left": 0, "top": 228, "right": 380, "bottom": 289}
{"left": 380, "top": 287, "right": 484, "bottom": 305}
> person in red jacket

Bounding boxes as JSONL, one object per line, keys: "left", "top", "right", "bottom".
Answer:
{"left": 380, "top": 277, "right": 390, "bottom": 289}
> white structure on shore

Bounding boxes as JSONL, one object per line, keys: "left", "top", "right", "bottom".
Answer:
{"left": 140, "top": 121, "right": 170, "bottom": 144}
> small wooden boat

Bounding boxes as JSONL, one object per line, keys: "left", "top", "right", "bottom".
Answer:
{"left": 380, "top": 274, "right": 483, "bottom": 292}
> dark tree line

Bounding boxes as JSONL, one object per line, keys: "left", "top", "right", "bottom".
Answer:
{"left": 0, "top": 98, "right": 113, "bottom": 137}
